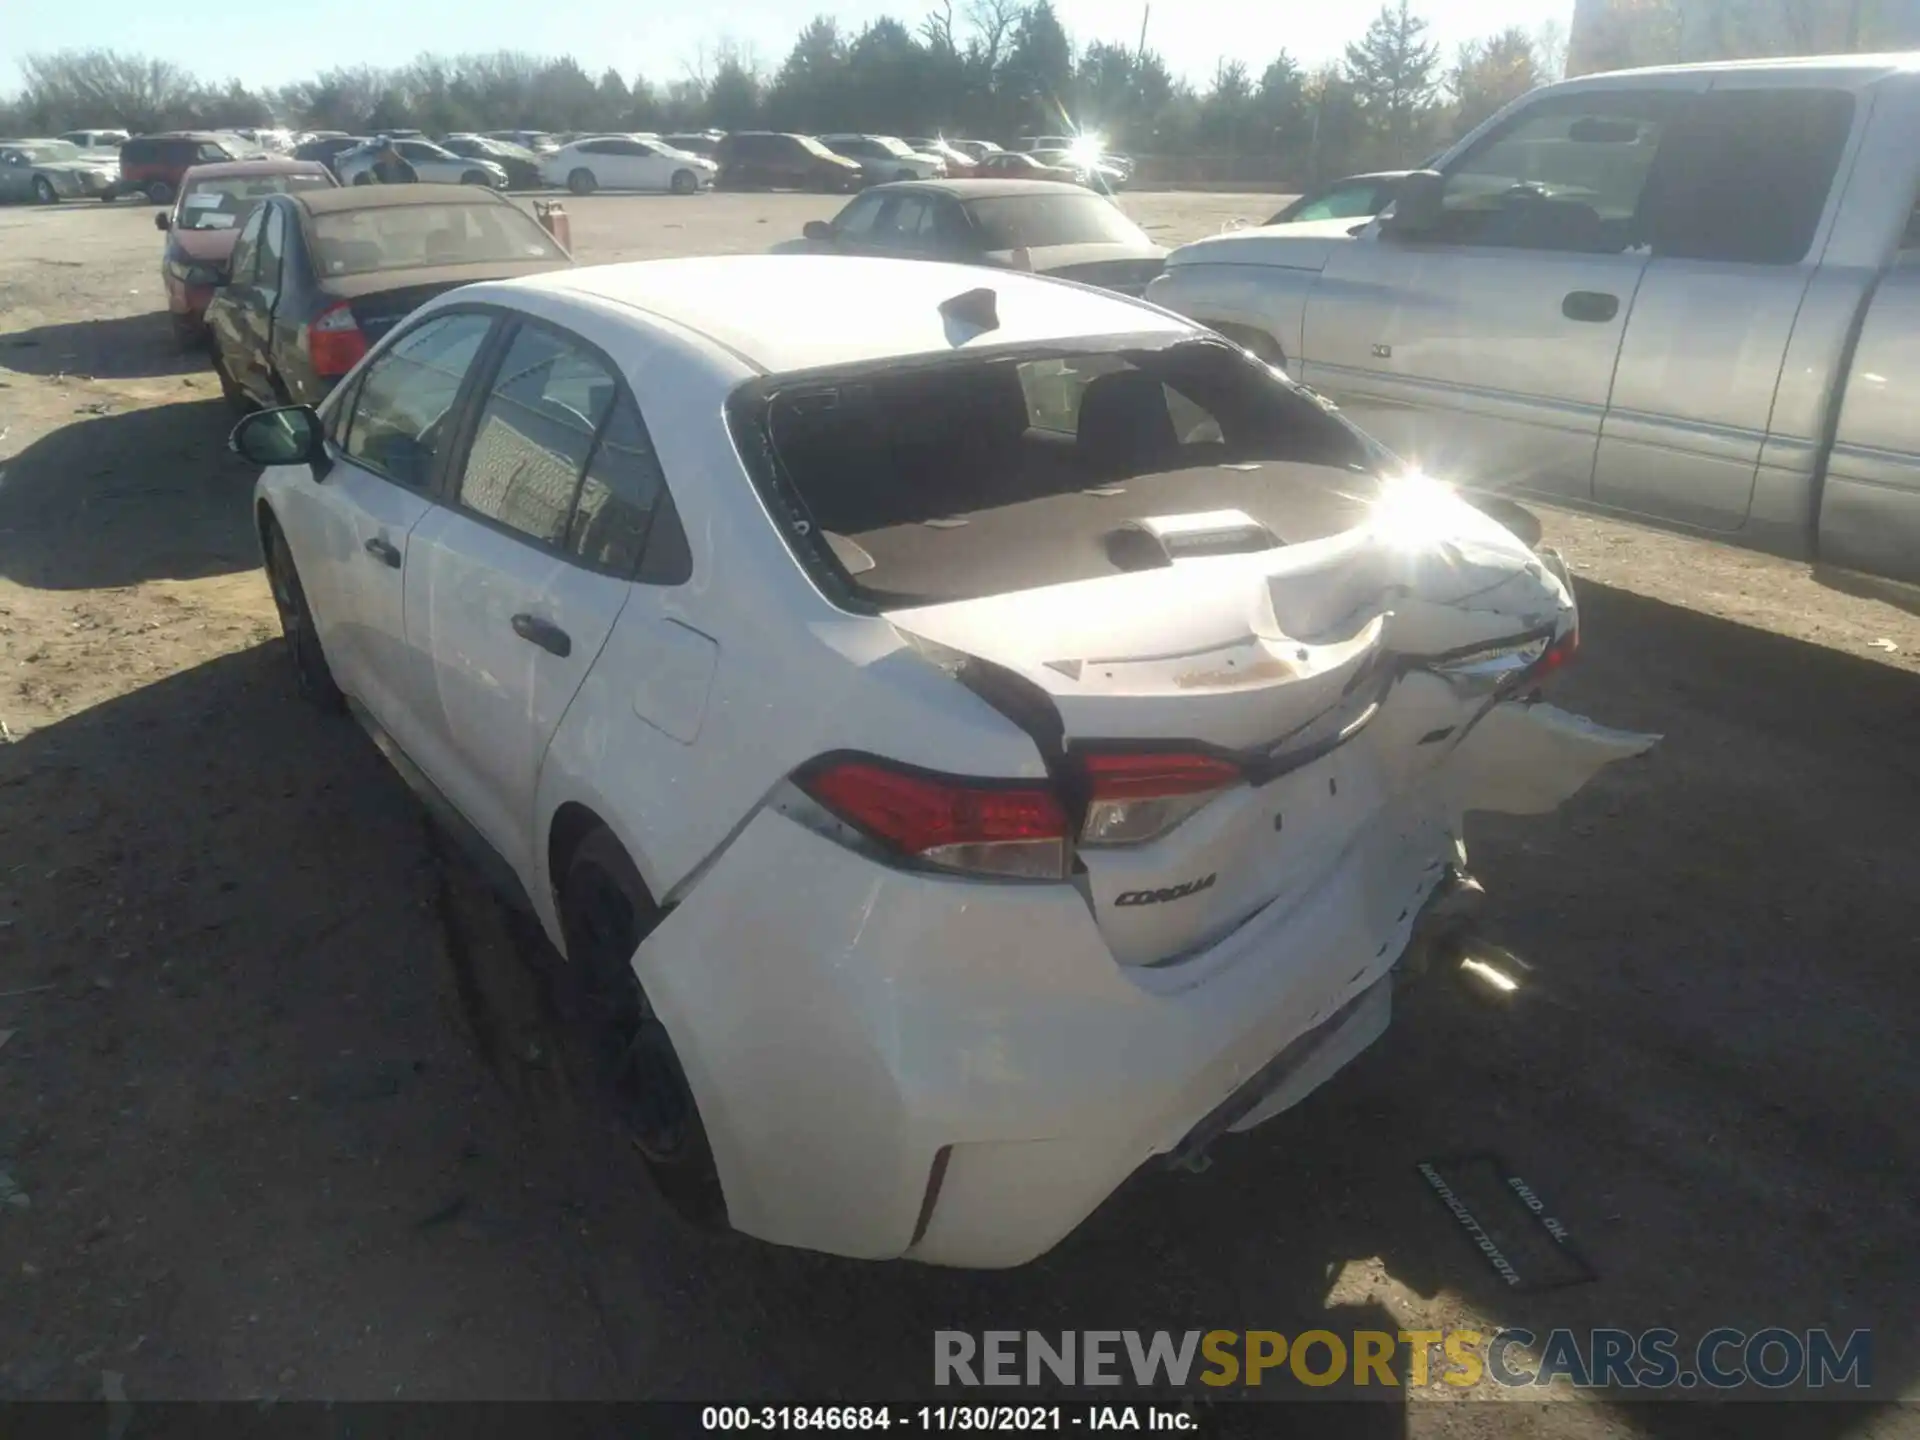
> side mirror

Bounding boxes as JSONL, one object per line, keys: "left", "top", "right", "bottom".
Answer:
{"left": 1382, "top": 169, "right": 1445, "bottom": 237}
{"left": 229, "top": 405, "right": 327, "bottom": 476}
{"left": 154, "top": 211, "right": 170, "bottom": 231}
{"left": 802, "top": 219, "right": 834, "bottom": 243}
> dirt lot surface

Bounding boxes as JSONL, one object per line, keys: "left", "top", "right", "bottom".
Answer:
{"left": 1, "top": 191, "right": 1917, "bottom": 1434}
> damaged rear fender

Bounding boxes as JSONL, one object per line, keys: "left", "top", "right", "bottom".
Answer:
{"left": 1445, "top": 700, "right": 1659, "bottom": 817}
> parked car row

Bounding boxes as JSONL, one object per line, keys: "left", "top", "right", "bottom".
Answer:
{"left": 0, "top": 138, "right": 117, "bottom": 202}
{"left": 7, "top": 122, "right": 1140, "bottom": 206}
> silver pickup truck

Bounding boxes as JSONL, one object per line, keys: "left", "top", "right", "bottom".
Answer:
{"left": 1146, "top": 53, "right": 1920, "bottom": 592}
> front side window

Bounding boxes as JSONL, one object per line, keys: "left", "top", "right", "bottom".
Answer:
{"left": 195, "top": 142, "right": 232, "bottom": 163}
{"left": 1290, "top": 184, "right": 1382, "bottom": 223}
{"left": 257, "top": 206, "right": 287, "bottom": 288}
{"left": 872, "top": 195, "right": 931, "bottom": 244}
{"left": 454, "top": 324, "right": 617, "bottom": 547}
{"left": 226, "top": 209, "right": 265, "bottom": 283}
{"left": 1428, "top": 90, "right": 1678, "bottom": 253}
{"left": 341, "top": 311, "right": 496, "bottom": 489}
{"left": 831, "top": 192, "right": 886, "bottom": 236}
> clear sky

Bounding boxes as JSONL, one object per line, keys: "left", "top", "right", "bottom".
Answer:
{"left": 7, "top": 0, "right": 1574, "bottom": 93}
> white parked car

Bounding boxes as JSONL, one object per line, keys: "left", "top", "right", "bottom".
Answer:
{"left": 335, "top": 137, "right": 507, "bottom": 188}
{"left": 233, "top": 255, "right": 1654, "bottom": 1268}
{"left": 818, "top": 133, "right": 947, "bottom": 183}
{"left": 539, "top": 135, "right": 716, "bottom": 195}
{"left": 59, "top": 128, "right": 130, "bottom": 150}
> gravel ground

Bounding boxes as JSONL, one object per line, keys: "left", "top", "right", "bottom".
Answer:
{"left": 0, "top": 191, "right": 1916, "bottom": 1435}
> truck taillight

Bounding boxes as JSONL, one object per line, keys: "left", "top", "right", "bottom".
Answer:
{"left": 307, "top": 301, "right": 367, "bottom": 377}
{"left": 796, "top": 756, "right": 1069, "bottom": 880}
{"left": 1078, "top": 751, "right": 1243, "bottom": 847}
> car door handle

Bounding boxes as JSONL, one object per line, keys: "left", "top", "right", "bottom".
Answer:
{"left": 510, "top": 613, "right": 572, "bottom": 658}
{"left": 1562, "top": 290, "right": 1620, "bottom": 323}
{"left": 363, "top": 536, "right": 401, "bottom": 568}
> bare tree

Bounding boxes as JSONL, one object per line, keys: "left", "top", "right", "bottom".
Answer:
{"left": 965, "top": 0, "right": 1022, "bottom": 75}
{"left": 921, "top": 0, "right": 958, "bottom": 54}
{"left": 1532, "top": 17, "right": 1570, "bottom": 79}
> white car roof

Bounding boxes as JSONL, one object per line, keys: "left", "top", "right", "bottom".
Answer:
{"left": 510, "top": 255, "right": 1193, "bottom": 375}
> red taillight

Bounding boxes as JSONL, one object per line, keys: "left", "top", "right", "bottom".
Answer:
{"left": 797, "top": 757, "right": 1069, "bottom": 880}
{"left": 307, "top": 300, "right": 367, "bottom": 377}
{"left": 1534, "top": 625, "right": 1580, "bottom": 676}
{"left": 1079, "top": 750, "right": 1243, "bottom": 847}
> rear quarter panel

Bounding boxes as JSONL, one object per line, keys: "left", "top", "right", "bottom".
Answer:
{"left": 493, "top": 288, "right": 1047, "bottom": 946}
{"left": 1821, "top": 257, "right": 1920, "bottom": 586}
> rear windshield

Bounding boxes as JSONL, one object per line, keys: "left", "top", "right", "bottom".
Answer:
{"left": 177, "top": 173, "right": 332, "bottom": 230}
{"left": 310, "top": 202, "right": 562, "bottom": 276}
{"left": 966, "top": 195, "right": 1147, "bottom": 249}
{"left": 794, "top": 134, "right": 836, "bottom": 158}
{"left": 735, "top": 339, "right": 1385, "bottom": 608}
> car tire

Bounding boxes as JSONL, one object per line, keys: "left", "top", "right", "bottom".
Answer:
{"left": 558, "top": 826, "right": 727, "bottom": 1230}
{"left": 460, "top": 169, "right": 491, "bottom": 187}
{"left": 568, "top": 168, "right": 597, "bottom": 196}
{"left": 670, "top": 168, "right": 697, "bottom": 195}
{"left": 211, "top": 344, "right": 252, "bottom": 415}
{"left": 262, "top": 518, "right": 346, "bottom": 714}
{"left": 351, "top": 172, "right": 373, "bottom": 186}
{"left": 145, "top": 180, "right": 173, "bottom": 204}
{"left": 33, "top": 177, "right": 58, "bottom": 205}
{"left": 894, "top": 168, "right": 915, "bottom": 183}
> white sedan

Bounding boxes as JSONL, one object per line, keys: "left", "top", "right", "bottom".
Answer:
{"left": 233, "top": 255, "right": 1655, "bottom": 1268}
{"left": 539, "top": 136, "right": 716, "bottom": 195}
{"left": 335, "top": 137, "right": 508, "bottom": 188}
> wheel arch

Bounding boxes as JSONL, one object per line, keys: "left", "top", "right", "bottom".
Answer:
{"left": 1207, "top": 320, "right": 1288, "bottom": 369}
{"left": 543, "top": 799, "right": 666, "bottom": 957}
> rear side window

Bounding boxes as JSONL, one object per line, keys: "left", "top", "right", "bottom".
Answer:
{"left": 1639, "top": 88, "right": 1854, "bottom": 265}
{"left": 453, "top": 322, "right": 686, "bottom": 580}
{"left": 123, "top": 139, "right": 153, "bottom": 162}
{"left": 455, "top": 325, "right": 615, "bottom": 547}
{"left": 568, "top": 396, "right": 675, "bottom": 577}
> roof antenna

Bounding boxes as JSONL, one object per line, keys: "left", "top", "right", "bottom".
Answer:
{"left": 938, "top": 286, "right": 999, "bottom": 336}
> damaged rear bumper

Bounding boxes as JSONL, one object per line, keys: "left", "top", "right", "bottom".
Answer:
{"left": 1164, "top": 863, "right": 1482, "bottom": 1173}
{"left": 629, "top": 698, "right": 1653, "bottom": 1270}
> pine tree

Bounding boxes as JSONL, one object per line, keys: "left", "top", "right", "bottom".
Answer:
{"left": 1344, "top": 0, "right": 1440, "bottom": 161}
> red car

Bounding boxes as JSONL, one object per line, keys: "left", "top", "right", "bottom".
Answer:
{"left": 155, "top": 159, "right": 336, "bottom": 347}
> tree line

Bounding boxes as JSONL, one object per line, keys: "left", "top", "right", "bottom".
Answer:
{"left": 7, "top": 0, "right": 1907, "bottom": 181}
{"left": 0, "top": 1, "right": 1564, "bottom": 182}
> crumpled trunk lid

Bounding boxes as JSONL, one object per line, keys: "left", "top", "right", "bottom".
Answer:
{"left": 887, "top": 500, "right": 1652, "bottom": 967}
